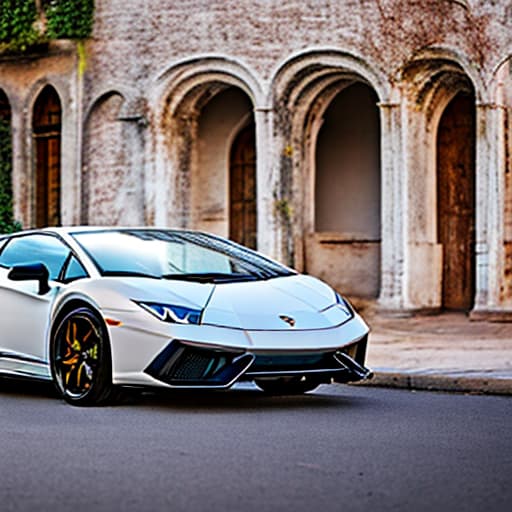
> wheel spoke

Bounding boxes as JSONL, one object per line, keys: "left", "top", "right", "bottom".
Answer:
{"left": 56, "top": 314, "right": 102, "bottom": 397}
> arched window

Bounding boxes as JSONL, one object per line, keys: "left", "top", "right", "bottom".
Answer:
{"left": 33, "top": 85, "right": 62, "bottom": 227}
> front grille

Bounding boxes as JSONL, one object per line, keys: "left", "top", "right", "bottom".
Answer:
{"left": 144, "top": 341, "right": 254, "bottom": 387}
{"left": 250, "top": 352, "right": 338, "bottom": 373}
{"left": 170, "top": 350, "right": 219, "bottom": 380}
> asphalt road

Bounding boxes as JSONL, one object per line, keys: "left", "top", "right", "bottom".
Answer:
{"left": 0, "top": 381, "right": 510, "bottom": 512}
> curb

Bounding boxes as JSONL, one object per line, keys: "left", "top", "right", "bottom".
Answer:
{"left": 352, "top": 371, "right": 512, "bottom": 396}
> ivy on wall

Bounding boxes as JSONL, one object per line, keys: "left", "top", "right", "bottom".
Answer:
{"left": 0, "top": 0, "right": 94, "bottom": 53}
{"left": 45, "top": 0, "right": 95, "bottom": 40}
{"left": 0, "top": 119, "right": 21, "bottom": 233}
{"left": 0, "top": 0, "right": 39, "bottom": 52}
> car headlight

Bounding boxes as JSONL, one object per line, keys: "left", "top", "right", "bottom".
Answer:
{"left": 335, "top": 293, "right": 355, "bottom": 319}
{"left": 135, "top": 301, "right": 202, "bottom": 325}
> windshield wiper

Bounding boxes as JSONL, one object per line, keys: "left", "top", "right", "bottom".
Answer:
{"left": 102, "top": 270, "right": 160, "bottom": 279}
{"left": 162, "top": 272, "right": 259, "bottom": 283}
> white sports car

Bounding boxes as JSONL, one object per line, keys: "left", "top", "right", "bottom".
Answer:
{"left": 0, "top": 227, "right": 371, "bottom": 405}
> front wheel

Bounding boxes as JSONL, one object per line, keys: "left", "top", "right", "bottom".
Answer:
{"left": 255, "top": 376, "right": 322, "bottom": 395}
{"left": 51, "top": 307, "right": 114, "bottom": 406}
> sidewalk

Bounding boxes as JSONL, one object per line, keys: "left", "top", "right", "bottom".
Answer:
{"left": 355, "top": 305, "right": 512, "bottom": 395}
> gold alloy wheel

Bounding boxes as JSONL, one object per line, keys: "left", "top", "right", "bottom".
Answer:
{"left": 54, "top": 312, "right": 101, "bottom": 399}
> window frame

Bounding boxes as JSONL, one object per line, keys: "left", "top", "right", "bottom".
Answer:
{"left": 0, "top": 232, "right": 89, "bottom": 284}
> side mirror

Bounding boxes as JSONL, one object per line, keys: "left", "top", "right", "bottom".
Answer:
{"left": 8, "top": 263, "right": 50, "bottom": 295}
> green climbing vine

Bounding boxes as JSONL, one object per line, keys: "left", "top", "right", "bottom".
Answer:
{"left": 0, "top": 118, "right": 21, "bottom": 234}
{"left": 0, "top": 0, "right": 39, "bottom": 52}
{"left": 0, "top": 0, "right": 94, "bottom": 54}
{"left": 45, "top": 0, "right": 95, "bottom": 40}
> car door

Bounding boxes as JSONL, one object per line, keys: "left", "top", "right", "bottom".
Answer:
{"left": 0, "top": 233, "right": 73, "bottom": 379}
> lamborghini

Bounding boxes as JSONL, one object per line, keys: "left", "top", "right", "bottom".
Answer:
{"left": 0, "top": 227, "right": 371, "bottom": 405}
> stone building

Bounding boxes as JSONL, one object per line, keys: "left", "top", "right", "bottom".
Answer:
{"left": 1, "top": 0, "right": 512, "bottom": 317}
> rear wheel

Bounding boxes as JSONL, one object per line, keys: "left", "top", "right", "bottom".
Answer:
{"left": 255, "top": 376, "right": 322, "bottom": 395}
{"left": 51, "top": 307, "right": 114, "bottom": 406}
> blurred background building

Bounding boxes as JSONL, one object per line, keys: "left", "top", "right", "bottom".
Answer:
{"left": 1, "top": 0, "right": 512, "bottom": 317}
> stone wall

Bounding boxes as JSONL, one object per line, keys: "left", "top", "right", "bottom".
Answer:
{"left": 1, "top": 0, "right": 512, "bottom": 315}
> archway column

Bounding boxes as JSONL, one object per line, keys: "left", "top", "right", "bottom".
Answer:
{"left": 10, "top": 108, "right": 28, "bottom": 227}
{"left": 378, "top": 101, "right": 408, "bottom": 310}
{"left": 472, "top": 102, "right": 508, "bottom": 316}
{"left": 254, "top": 105, "right": 279, "bottom": 259}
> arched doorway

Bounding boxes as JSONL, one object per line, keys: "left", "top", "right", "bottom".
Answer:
{"left": 229, "top": 123, "right": 256, "bottom": 249}
{"left": 170, "top": 84, "right": 255, "bottom": 241}
{"left": 33, "top": 85, "right": 62, "bottom": 227}
{"left": 310, "top": 82, "right": 381, "bottom": 297}
{"left": 437, "top": 91, "right": 476, "bottom": 310}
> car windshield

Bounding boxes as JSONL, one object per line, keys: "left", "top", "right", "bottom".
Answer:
{"left": 71, "top": 229, "right": 295, "bottom": 282}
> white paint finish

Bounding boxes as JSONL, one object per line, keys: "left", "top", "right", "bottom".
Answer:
{"left": 202, "top": 274, "right": 345, "bottom": 330}
{"left": 0, "top": 227, "right": 369, "bottom": 388}
{"left": 0, "top": 269, "right": 57, "bottom": 362}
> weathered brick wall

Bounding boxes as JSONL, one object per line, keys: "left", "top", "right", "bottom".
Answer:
{"left": 84, "top": 0, "right": 512, "bottom": 107}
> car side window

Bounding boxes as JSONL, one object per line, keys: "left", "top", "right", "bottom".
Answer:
{"left": 0, "top": 234, "right": 71, "bottom": 281}
{"left": 62, "top": 255, "right": 88, "bottom": 283}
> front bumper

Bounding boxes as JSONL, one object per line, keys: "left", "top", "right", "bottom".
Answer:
{"left": 143, "top": 335, "right": 371, "bottom": 389}
{"left": 109, "top": 310, "right": 371, "bottom": 388}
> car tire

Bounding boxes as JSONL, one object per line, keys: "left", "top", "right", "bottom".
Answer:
{"left": 255, "top": 377, "right": 321, "bottom": 395}
{"left": 50, "top": 306, "right": 114, "bottom": 406}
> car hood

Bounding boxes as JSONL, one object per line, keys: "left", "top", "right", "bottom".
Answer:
{"left": 201, "top": 274, "right": 350, "bottom": 330}
{"left": 80, "top": 274, "right": 349, "bottom": 330}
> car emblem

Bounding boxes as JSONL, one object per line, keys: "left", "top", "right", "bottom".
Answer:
{"left": 279, "top": 315, "right": 296, "bottom": 327}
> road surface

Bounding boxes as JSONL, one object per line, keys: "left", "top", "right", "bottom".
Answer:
{"left": 0, "top": 381, "right": 510, "bottom": 512}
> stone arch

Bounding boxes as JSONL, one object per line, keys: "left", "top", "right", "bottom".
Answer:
{"left": 151, "top": 57, "right": 260, "bottom": 240}
{"left": 82, "top": 91, "right": 145, "bottom": 226}
{"left": 270, "top": 49, "right": 386, "bottom": 297}
{"left": 84, "top": 84, "right": 144, "bottom": 124}
{"left": 270, "top": 48, "right": 391, "bottom": 106}
{"left": 154, "top": 55, "right": 264, "bottom": 113}
{"left": 401, "top": 52, "right": 477, "bottom": 310}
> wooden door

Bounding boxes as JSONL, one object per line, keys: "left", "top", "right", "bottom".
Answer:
{"left": 437, "top": 92, "right": 475, "bottom": 311}
{"left": 33, "top": 86, "right": 62, "bottom": 227}
{"left": 230, "top": 124, "right": 256, "bottom": 249}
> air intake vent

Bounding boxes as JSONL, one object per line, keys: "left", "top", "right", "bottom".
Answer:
{"left": 145, "top": 341, "right": 254, "bottom": 387}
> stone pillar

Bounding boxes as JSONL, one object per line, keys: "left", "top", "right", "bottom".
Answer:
{"left": 11, "top": 104, "right": 28, "bottom": 228}
{"left": 378, "top": 102, "right": 407, "bottom": 311}
{"left": 60, "top": 71, "right": 80, "bottom": 226}
{"left": 403, "top": 106, "right": 442, "bottom": 311}
{"left": 472, "top": 102, "right": 509, "bottom": 316}
{"left": 254, "top": 105, "right": 280, "bottom": 260}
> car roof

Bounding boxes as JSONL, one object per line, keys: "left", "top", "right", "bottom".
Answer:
{"left": 22, "top": 226, "right": 193, "bottom": 235}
